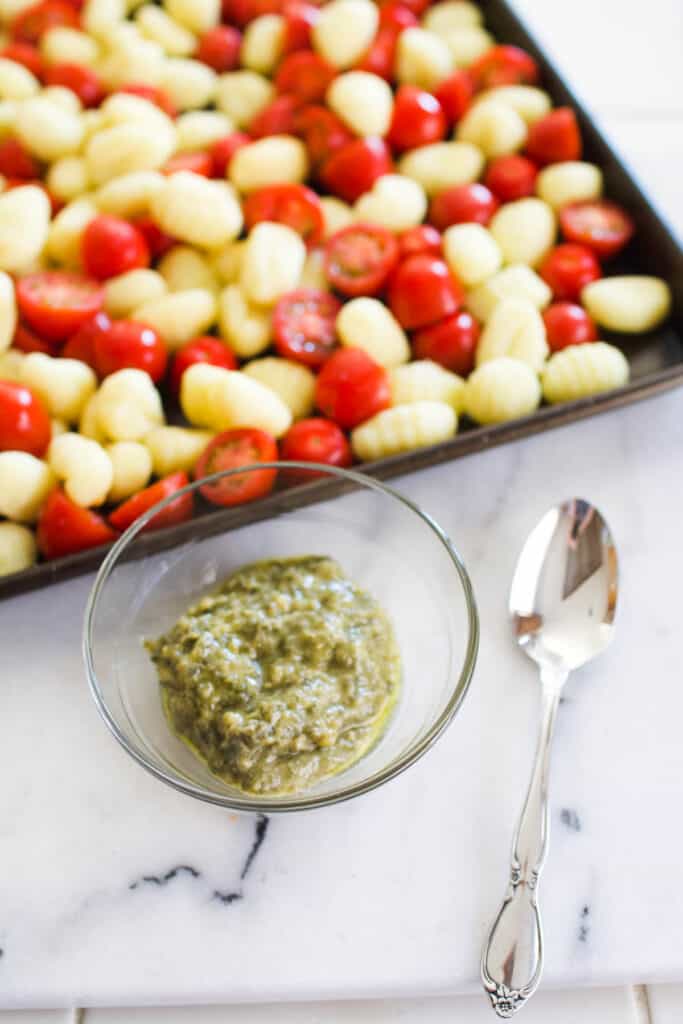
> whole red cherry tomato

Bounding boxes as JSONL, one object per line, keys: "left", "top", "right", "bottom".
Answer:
{"left": 134, "top": 216, "right": 176, "bottom": 259}
{"left": 315, "top": 347, "right": 391, "bottom": 429}
{"left": 275, "top": 51, "right": 336, "bottom": 103}
{"left": 356, "top": 28, "right": 399, "bottom": 81}
{"left": 429, "top": 183, "right": 498, "bottom": 231}
{"left": 398, "top": 224, "right": 442, "bottom": 259}
{"left": 169, "top": 335, "right": 238, "bottom": 397}
{"left": 280, "top": 417, "right": 352, "bottom": 481}
{"left": 12, "top": 322, "right": 60, "bottom": 355}
{"left": 162, "top": 151, "right": 213, "bottom": 176}
{"left": 0, "top": 137, "right": 39, "bottom": 179}
{"left": 248, "top": 94, "right": 301, "bottom": 137}
{"left": 377, "top": 0, "right": 428, "bottom": 14}
{"left": 0, "top": 380, "right": 51, "bottom": 456}
{"left": 435, "top": 71, "right": 474, "bottom": 124}
{"left": 17, "top": 271, "right": 104, "bottom": 342}
{"left": 321, "top": 137, "right": 392, "bottom": 203}
{"left": 388, "top": 254, "right": 463, "bottom": 330}
{"left": 559, "top": 200, "right": 635, "bottom": 259}
{"left": 388, "top": 85, "right": 447, "bottom": 152}
{"left": 525, "top": 108, "right": 581, "bottom": 165}
{"left": 243, "top": 183, "right": 324, "bottom": 246}
{"left": 273, "top": 288, "right": 341, "bottom": 367}
{"left": 44, "top": 63, "right": 104, "bottom": 106}
{"left": 542, "top": 302, "right": 599, "bottom": 352}
{"left": 12, "top": 0, "right": 78, "bottom": 43}
{"left": 194, "top": 429, "right": 278, "bottom": 507}
{"left": 115, "top": 84, "right": 177, "bottom": 118}
{"left": 94, "top": 320, "right": 167, "bottom": 382}
{"left": 81, "top": 215, "right": 150, "bottom": 280}
{"left": 325, "top": 222, "right": 399, "bottom": 297}
{"left": 1, "top": 41, "right": 44, "bottom": 77}
{"left": 195, "top": 25, "right": 241, "bottom": 71}
{"left": 539, "top": 243, "right": 602, "bottom": 301}
{"left": 37, "top": 489, "right": 117, "bottom": 559}
{"left": 62, "top": 311, "right": 112, "bottom": 368}
{"left": 293, "top": 105, "right": 353, "bottom": 168}
{"left": 282, "top": 1, "right": 318, "bottom": 52}
{"left": 109, "top": 472, "right": 193, "bottom": 533}
{"left": 209, "top": 132, "right": 250, "bottom": 177}
{"left": 412, "top": 311, "right": 480, "bottom": 376}
{"left": 485, "top": 154, "right": 538, "bottom": 201}
{"left": 468, "top": 44, "right": 539, "bottom": 90}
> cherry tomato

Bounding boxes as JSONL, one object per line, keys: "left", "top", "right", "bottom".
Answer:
{"left": 388, "top": 254, "right": 463, "bottom": 330}
{"left": 62, "top": 311, "right": 111, "bottom": 368}
{"left": 378, "top": 0, "right": 428, "bottom": 14}
{"left": 248, "top": 93, "right": 300, "bottom": 138}
{"left": 378, "top": 2, "right": 417, "bottom": 30}
{"left": 0, "top": 136, "right": 40, "bottom": 179}
{"left": 484, "top": 154, "right": 538, "bottom": 202}
{"left": 134, "top": 215, "right": 176, "bottom": 259}
{"left": 559, "top": 200, "right": 635, "bottom": 259}
{"left": 293, "top": 105, "right": 353, "bottom": 168}
{"left": 17, "top": 271, "right": 104, "bottom": 343}
{"left": 387, "top": 85, "right": 447, "bottom": 152}
{"left": 435, "top": 71, "right": 474, "bottom": 124}
{"left": 195, "top": 25, "right": 241, "bottom": 71}
{"left": 321, "top": 137, "right": 392, "bottom": 204}
{"left": 275, "top": 51, "right": 336, "bottom": 103}
{"left": 221, "top": 0, "right": 281, "bottom": 25}
{"left": 539, "top": 243, "right": 602, "bottom": 302}
{"left": 11, "top": 0, "right": 78, "bottom": 43}
{"left": 244, "top": 183, "right": 324, "bottom": 246}
{"left": 429, "top": 183, "right": 498, "bottom": 231}
{"left": 37, "top": 489, "right": 117, "bottom": 559}
{"left": 194, "top": 429, "right": 278, "bottom": 507}
{"left": 525, "top": 107, "right": 581, "bottom": 165}
{"left": 115, "top": 84, "right": 177, "bottom": 118}
{"left": 542, "top": 302, "right": 599, "bottom": 352}
{"left": 324, "top": 222, "right": 399, "bottom": 297}
{"left": 1, "top": 42, "right": 44, "bottom": 77}
{"left": 469, "top": 44, "right": 539, "bottom": 90}
{"left": 209, "top": 132, "right": 250, "bottom": 177}
{"left": 280, "top": 417, "right": 352, "bottom": 481}
{"left": 162, "top": 150, "right": 213, "bottom": 176}
{"left": 169, "top": 335, "right": 238, "bottom": 397}
{"left": 356, "top": 28, "right": 398, "bottom": 81}
{"left": 12, "top": 322, "right": 60, "bottom": 355}
{"left": 273, "top": 288, "right": 341, "bottom": 367}
{"left": 0, "top": 380, "right": 51, "bottom": 455}
{"left": 94, "top": 320, "right": 167, "bottom": 382}
{"left": 315, "top": 347, "right": 391, "bottom": 429}
{"left": 81, "top": 215, "right": 150, "bottom": 281}
{"left": 282, "top": 1, "right": 319, "bottom": 52}
{"left": 398, "top": 223, "right": 442, "bottom": 259}
{"left": 44, "top": 63, "right": 104, "bottom": 107}
{"left": 109, "top": 472, "right": 193, "bottom": 533}
{"left": 412, "top": 310, "right": 480, "bottom": 376}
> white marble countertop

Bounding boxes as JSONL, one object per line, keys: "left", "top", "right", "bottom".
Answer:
{"left": 1, "top": 0, "right": 682, "bottom": 1016}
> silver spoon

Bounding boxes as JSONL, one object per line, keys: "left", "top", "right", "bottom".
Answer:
{"left": 481, "top": 498, "right": 618, "bottom": 1018}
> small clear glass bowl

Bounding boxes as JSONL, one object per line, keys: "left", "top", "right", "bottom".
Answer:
{"left": 83, "top": 463, "right": 479, "bottom": 813}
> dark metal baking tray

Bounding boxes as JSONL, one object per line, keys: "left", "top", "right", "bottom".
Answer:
{"left": 2, "top": 0, "right": 682, "bottom": 601}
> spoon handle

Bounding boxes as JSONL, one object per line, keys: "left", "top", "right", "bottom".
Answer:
{"left": 481, "top": 668, "right": 565, "bottom": 1018}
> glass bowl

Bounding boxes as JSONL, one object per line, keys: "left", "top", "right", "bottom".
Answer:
{"left": 83, "top": 463, "right": 479, "bottom": 813}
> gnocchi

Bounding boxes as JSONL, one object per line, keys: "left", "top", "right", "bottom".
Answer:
{"left": 240, "top": 222, "right": 306, "bottom": 306}
{"left": 581, "top": 276, "right": 672, "bottom": 334}
{"left": 395, "top": 27, "right": 453, "bottom": 90}
{"left": 20, "top": 353, "right": 97, "bottom": 422}
{"left": 158, "top": 246, "right": 220, "bottom": 294}
{"left": 242, "top": 357, "right": 316, "bottom": 420}
{"left": 536, "top": 161, "right": 603, "bottom": 210}
{"left": 0, "top": 269, "right": 16, "bottom": 352}
{"left": 398, "top": 141, "right": 484, "bottom": 197}
{"left": 443, "top": 223, "right": 502, "bottom": 288}
{"left": 489, "top": 197, "right": 556, "bottom": 267}
{"left": 391, "top": 360, "right": 465, "bottom": 412}
{"left": 144, "top": 426, "right": 213, "bottom": 476}
{"left": 312, "top": 0, "right": 378, "bottom": 70}
{"left": 336, "top": 297, "right": 410, "bottom": 368}
{"left": 106, "top": 440, "right": 153, "bottom": 501}
{"left": 95, "top": 368, "right": 165, "bottom": 441}
{"left": 180, "top": 363, "right": 292, "bottom": 436}
{"left": 354, "top": 174, "right": 427, "bottom": 233}
{"left": 150, "top": 172, "right": 243, "bottom": 249}
{"left": 215, "top": 70, "right": 274, "bottom": 128}
{"left": 457, "top": 99, "right": 527, "bottom": 158}
{"left": 466, "top": 264, "right": 553, "bottom": 322}
{"left": 476, "top": 297, "right": 549, "bottom": 372}
{"left": 327, "top": 72, "right": 394, "bottom": 138}
{"left": 104, "top": 268, "right": 168, "bottom": 318}
{"left": 47, "top": 432, "right": 113, "bottom": 507}
{"left": 218, "top": 284, "right": 272, "bottom": 357}
{"left": 229, "top": 135, "right": 308, "bottom": 193}
{"left": 0, "top": 451, "right": 55, "bottom": 522}
{"left": 542, "top": 342, "right": 630, "bottom": 403}
{"left": 0, "top": 521, "right": 37, "bottom": 576}
{"left": 351, "top": 401, "right": 457, "bottom": 461}
{"left": 0, "top": 184, "right": 51, "bottom": 272}
{"left": 464, "top": 357, "right": 541, "bottom": 424}
{"left": 133, "top": 289, "right": 218, "bottom": 350}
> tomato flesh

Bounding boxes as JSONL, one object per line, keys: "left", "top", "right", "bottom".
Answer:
{"left": 273, "top": 288, "right": 341, "bottom": 367}
{"left": 109, "top": 472, "right": 193, "bottom": 533}
{"left": 315, "top": 347, "right": 391, "bottom": 430}
{"left": 325, "top": 222, "right": 399, "bottom": 298}
{"left": 388, "top": 254, "right": 463, "bottom": 330}
{"left": 17, "top": 271, "right": 104, "bottom": 343}
{"left": 37, "top": 489, "right": 117, "bottom": 559}
{"left": 543, "top": 302, "right": 599, "bottom": 352}
{"left": 169, "top": 336, "right": 238, "bottom": 397}
{"left": 243, "top": 183, "right": 324, "bottom": 246}
{"left": 559, "top": 200, "right": 635, "bottom": 259}
{"left": 194, "top": 429, "right": 278, "bottom": 507}
{"left": 412, "top": 311, "right": 480, "bottom": 376}
{"left": 280, "top": 417, "right": 352, "bottom": 482}
{"left": 0, "top": 380, "right": 51, "bottom": 456}
{"left": 293, "top": 105, "right": 353, "bottom": 169}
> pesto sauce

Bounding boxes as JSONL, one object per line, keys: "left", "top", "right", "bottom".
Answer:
{"left": 146, "top": 556, "right": 401, "bottom": 796}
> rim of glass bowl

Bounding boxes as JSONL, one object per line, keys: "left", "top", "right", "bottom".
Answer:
{"left": 83, "top": 461, "right": 479, "bottom": 813}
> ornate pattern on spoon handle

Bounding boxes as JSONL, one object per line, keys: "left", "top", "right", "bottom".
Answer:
{"left": 481, "top": 666, "right": 567, "bottom": 1018}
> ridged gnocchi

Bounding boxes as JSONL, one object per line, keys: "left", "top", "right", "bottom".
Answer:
{"left": 351, "top": 401, "right": 457, "bottom": 461}
{"left": 476, "top": 297, "right": 548, "bottom": 372}
{"left": 542, "top": 342, "right": 630, "bottom": 403}
{"left": 466, "top": 264, "right": 552, "bottom": 321}
{"left": 464, "top": 357, "right": 541, "bottom": 424}
{"left": 391, "top": 360, "right": 465, "bottom": 412}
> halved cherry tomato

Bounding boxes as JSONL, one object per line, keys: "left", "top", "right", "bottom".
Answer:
{"left": 44, "top": 63, "right": 104, "bottom": 107}
{"left": 469, "top": 44, "right": 539, "bottom": 90}
{"left": 17, "top": 271, "right": 104, "bottom": 343}
{"left": 559, "top": 200, "right": 635, "bottom": 259}
{"left": 542, "top": 301, "right": 599, "bottom": 352}
{"left": 194, "top": 429, "right": 277, "bottom": 507}
{"left": 388, "top": 254, "right": 463, "bottom": 330}
{"left": 0, "top": 137, "right": 40, "bottom": 179}
{"left": 12, "top": 322, "right": 60, "bottom": 355}
{"left": 321, "top": 137, "right": 393, "bottom": 204}
{"left": 280, "top": 417, "right": 352, "bottom": 481}
{"left": 115, "top": 84, "right": 177, "bottom": 118}
{"left": 134, "top": 216, "right": 176, "bottom": 259}
{"left": 94, "top": 320, "right": 167, "bottom": 382}
{"left": 210, "top": 132, "right": 250, "bottom": 177}
{"left": 539, "top": 243, "right": 602, "bottom": 302}
{"left": 37, "top": 489, "right": 117, "bottom": 559}
{"left": 12, "top": 0, "right": 78, "bottom": 44}
{"left": 109, "top": 472, "right": 193, "bottom": 532}
{"left": 398, "top": 224, "right": 442, "bottom": 259}
{"left": 324, "top": 222, "right": 399, "bottom": 297}
{"left": 62, "top": 311, "right": 111, "bottom": 368}
{"left": 275, "top": 51, "right": 336, "bottom": 103}
{"left": 315, "top": 347, "right": 391, "bottom": 429}
{"left": 282, "top": 1, "right": 319, "bottom": 53}
{"left": 243, "top": 183, "right": 324, "bottom": 246}
{"left": 273, "top": 288, "right": 341, "bottom": 367}
{"left": 169, "top": 335, "right": 238, "bottom": 397}
{"left": 484, "top": 154, "right": 538, "bottom": 202}
{"left": 0, "top": 380, "right": 51, "bottom": 455}
{"left": 387, "top": 85, "right": 447, "bottom": 152}
{"left": 525, "top": 107, "right": 581, "bottom": 165}
{"left": 293, "top": 105, "right": 353, "bottom": 168}
{"left": 429, "top": 183, "right": 498, "bottom": 231}
{"left": 162, "top": 150, "right": 213, "bottom": 176}
{"left": 248, "top": 93, "right": 300, "bottom": 138}
{"left": 356, "top": 28, "right": 398, "bottom": 81}
{"left": 412, "top": 310, "right": 480, "bottom": 376}
{"left": 435, "top": 71, "right": 474, "bottom": 124}
{"left": 195, "top": 25, "right": 241, "bottom": 71}
{"left": 378, "top": 2, "right": 417, "bottom": 30}
{"left": 81, "top": 215, "right": 150, "bottom": 280}
{"left": 1, "top": 41, "right": 44, "bottom": 77}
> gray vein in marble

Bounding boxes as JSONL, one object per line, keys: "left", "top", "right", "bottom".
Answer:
{"left": 560, "top": 809, "right": 582, "bottom": 832}
{"left": 578, "top": 905, "right": 590, "bottom": 943}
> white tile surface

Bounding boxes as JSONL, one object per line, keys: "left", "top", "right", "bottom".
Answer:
{"left": 0, "top": 1015, "right": 75, "bottom": 1023}
{"left": 647, "top": 984, "right": 683, "bottom": 1023}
